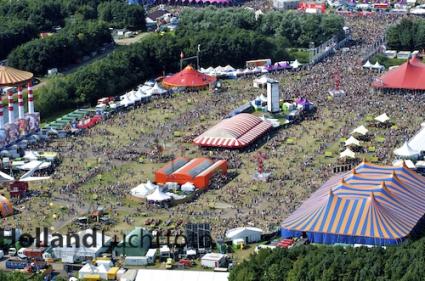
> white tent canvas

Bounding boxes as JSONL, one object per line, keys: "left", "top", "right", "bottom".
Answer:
{"left": 345, "top": 136, "right": 360, "bottom": 147}
{"left": 78, "top": 263, "right": 97, "bottom": 279}
{"left": 181, "top": 182, "right": 195, "bottom": 192}
{"left": 351, "top": 125, "right": 368, "bottom": 136}
{"left": 394, "top": 142, "right": 420, "bottom": 159}
{"left": 146, "top": 187, "right": 171, "bottom": 202}
{"left": 375, "top": 113, "right": 390, "bottom": 123}
{"left": 223, "top": 65, "right": 235, "bottom": 72}
{"left": 408, "top": 122, "right": 425, "bottom": 153}
{"left": 363, "top": 60, "right": 373, "bottom": 69}
{"left": 373, "top": 61, "right": 384, "bottom": 70}
{"left": 291, "top": 60, "right": 301, "bottom": 69}
{"left": 23, "top": 151, "right": 39, "bottom": 161}
{"left": 148, "top": 83, "right": 167, "bottom": 96}
{"left": 131, "top": 181, "right": 157, "bottom": 198}
{"left": 340, "top": 148, "right": 356, "bottom": 159}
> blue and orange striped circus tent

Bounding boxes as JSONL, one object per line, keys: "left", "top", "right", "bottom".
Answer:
{"left": 281, "top": 161, "right": 425, "bottom": 245}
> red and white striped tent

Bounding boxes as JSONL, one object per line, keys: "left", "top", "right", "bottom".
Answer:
{"left": 193, "top": 113, "right": 272, "bottom": 148}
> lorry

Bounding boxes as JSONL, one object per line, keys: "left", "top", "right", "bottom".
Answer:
{"left": 124, "top": 256, "right": 148, "bottom": 266}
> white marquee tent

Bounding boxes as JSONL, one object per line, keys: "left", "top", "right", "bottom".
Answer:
{"left": 394, "top": 142, "right": 421, "bottom": 159}
{"left": 146, "top": 187, "right": 171, "bottom": 202}
{"left": 351, "top": 125, "right": 368, "bottom": 136}
{"left": 340, "top": 148, "right": 356, "bottom": 159}
{"left": 130, "top": 181, "right": 157, "bottom": 198}
{"left": 375, "top": 113, "right": 390, "bottom": 123}
{"left": 345, "top": 136, "right": 360, "bottom": 147}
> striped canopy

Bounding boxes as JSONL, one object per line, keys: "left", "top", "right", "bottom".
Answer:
{"left": 281, "top": 161, "right": 425, "bottom": 245}
{"left": 0, "top": 66, "right": 33, "bottom": 86}
{"left": 193, "top": 113, "right": 272, "bottom": 148}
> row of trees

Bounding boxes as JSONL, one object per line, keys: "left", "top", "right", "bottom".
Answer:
{"left": 387, "top": 18, "right": 425, "bottom": 51}
{"left": 229, "top": 237, "right": 425, "bottom": 281}
{"left": 7, "top": 20, "right": 113, "bottom": 75}
{"left": 177, "top": 8, "right": 345, "bottom": 48}
{"left": 0, "top": 0, "right": 145, "bottom": 59}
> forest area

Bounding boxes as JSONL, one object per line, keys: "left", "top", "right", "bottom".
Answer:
{"left": 0, "top": 0, "right": 145, "bottom": 60}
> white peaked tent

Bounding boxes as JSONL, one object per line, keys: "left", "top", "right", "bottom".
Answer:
{"left": 394, "top": 142, "right": 421, "bottom": 159}
{"left": 130, "top": 181, "right": 157, "bottom": 198}
{"left": 372, "top": 61, "right": 384, "bottom": 71}
{"left": 147, "top": 83, "right": 167, "bottom": 96}
{"left": 375, "top": 113, "right": 390, "bottom": 123}
{"left": 363, "top": 60, "right": 373, "bottom": 69}
{"left": 138, "top": 84, "right": 152, "bottom": 94}
{"left": 97, "top": 264, "right": 109, "bottom": 280}
{"left": 345, "top": 136, "right": 360, "bottom": 147}
{"left": 146, "top": 187, "right": 171, "bottom": 202}
{"left": 199, "top": 67, "right": 208, "bottom": 73}
{"left": 78, "top": 263, "right": 97, "bottom": 279}
{"left": 291, "top": 60, "right": 302, "bottom": 69}
{"left": 206, "top": 67, "right": 215, "bottom": 74}
{"left": 340, "top": 148, "right": 356, "bottom": 159}
{"left": 215, "top": 66, "right": 225, "bottom": 73}
{"left": 351, "top": 125, "right": 368, "bottom": 136}
{"left": 223, "top": 65, "right": 235, "bottom": 72}
{"left": 181, "top": 182, "right": 195, "bottom": 192}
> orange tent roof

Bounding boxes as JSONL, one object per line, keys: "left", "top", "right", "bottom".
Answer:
{"left": 0, "top": 66, "right": 33, "bottom": 86}
{"left": 162, "top": 65, "right": 216, "bottom": 88}
{"left": 372, "top": 56, "right": 425, "bottom": 90}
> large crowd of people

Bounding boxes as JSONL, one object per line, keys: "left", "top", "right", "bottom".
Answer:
{"left": 4, "top": 13, "right": 425, "bottom": 241}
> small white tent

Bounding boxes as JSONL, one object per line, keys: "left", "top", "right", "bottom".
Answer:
{"left": 345, "top": 136, "right": 360, "bottom": 147}
{"left": 351, "top": 125, "right": 368, "bottom": 136}
{"left": 148, "top": 83, "right": 167, "bottom": 96}
{"left": 363, "top": 60, "right": 373, "bottom": 69}
{"left": 375, "top": 113, "right": 390, "bottom": 123}
{"left": 340, "top": 148, "right": 356, "bottom": 159}
{"left": 291, "top": 60, "right": 302, "bottom": 69}
{"left": 78, "top": 263, "right": 98, "bottom": 279}
{"left": 372, "top": 61, "right": 385, "bottom": 71}
{"left": 181, "top": 182, "right": 195, "bottom": 192}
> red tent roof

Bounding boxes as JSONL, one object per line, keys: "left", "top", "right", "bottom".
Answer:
{"left": 193, "top": 113, "right": 272, "bottom": 148}
{"left": 372, "top": 56, "right": 425, "bottom": 90}
{"left": 162, "top": 65, "right": 216, "bottom": 88}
